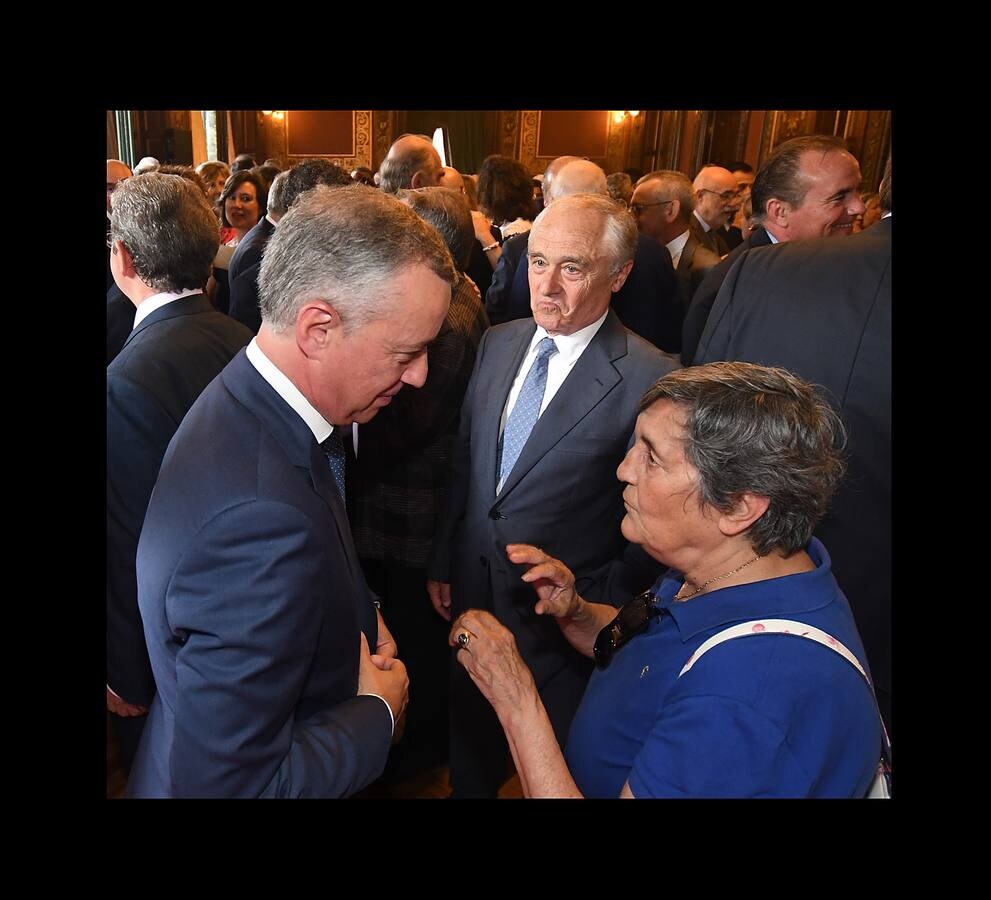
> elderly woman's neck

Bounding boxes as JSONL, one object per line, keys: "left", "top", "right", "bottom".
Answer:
{"left": 678, "top": 545, "right": 814, "bottom": 601}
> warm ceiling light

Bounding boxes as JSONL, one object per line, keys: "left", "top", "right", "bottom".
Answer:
{"left": 613, "top": 111, "right": 625, "bottom": 124}
{"left": 629, "top": 110, "right": 640, "bottom": 117}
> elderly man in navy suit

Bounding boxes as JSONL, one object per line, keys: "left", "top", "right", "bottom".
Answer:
{"left": 107, "top": 173, "right": 252, "bottom": 773}
{"left": 428, "top": 193, "right": 677, "bottom": 797}
{"left": 127, "top": 186, "right": 455, "bottom": 797}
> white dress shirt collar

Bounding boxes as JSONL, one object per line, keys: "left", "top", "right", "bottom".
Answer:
{"left": 693, "top": 209, "right": 713, "bottom": 232}
{"left": 666, "top": 230, "right": 690, "bottom": 268}
{"left": 132, "top": 288, "right": 201, "bottom": 329}
{"left": 245, "top": 338, "right": 334, "bottom": 444}
{"left": 529, "top": 308, "right": 609, "bottom": 363}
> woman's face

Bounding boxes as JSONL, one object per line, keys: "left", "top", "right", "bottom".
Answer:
{"left": 225, "top": 181, "right": 260, "bottom": 233}
{"left": 206, "top": 172, "right": 228, "bottom": 204}
{"left": 616, "top": 399, "right": 719, "bottom": 567}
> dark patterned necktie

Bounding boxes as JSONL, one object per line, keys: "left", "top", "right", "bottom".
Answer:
{"left": 320, "top": 429, "right": 346, "bottom": 500}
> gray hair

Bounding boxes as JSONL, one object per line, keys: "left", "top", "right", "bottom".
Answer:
{"left": 258, "top": 185, "right": 456, "bottom": 335}
{"left": 751, "top": 135, "right": 848, "bottom": 222}
{"left": 637, "top": 170, "right": 695, "bottom": 223}
{"left": 397, "top": 186, "right": 475, "bottom": 272}
{"left": 377, "top": 136, "right": 438, "bottom": 194}
{"left": 640, "top": 362, "right": 847, "bottom": 557}
{"left": 531, "top": 192, "right": 638, "bottom": 276}
{"left": 266, "top": 170, "right": 291, "bottom": 217}
{"left": 133, "top": 156, "right": 160, "bottom": 175}
{"left": 110, "top": 172, "right": 219, "bottom": 292}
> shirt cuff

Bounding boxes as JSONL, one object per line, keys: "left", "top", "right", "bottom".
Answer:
{"left": 363, "top": 693, "right": 395, "bottom": 737}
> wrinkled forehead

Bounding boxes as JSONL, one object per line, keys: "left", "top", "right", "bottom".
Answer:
{"left": 530, "top": 206, "right": 608, "bottom": 257}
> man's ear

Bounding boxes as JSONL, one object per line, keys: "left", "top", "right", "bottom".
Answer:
{"left": 114, "top": 240, "right": 137, "bottom": 278}
{"left": 295, "top": 300, "right": 342, "bottom": 358}
{"left": 665, "top": 200, "right": 681, "bottom": 224}
{"left": 764, "top": 198, "right": 791, "bottom": 232}
{"left": 410, "top": 169, "right": 430, "bottom": 189}
{"left": 717, "top": 491, "right": 770, "bottom": 538}
{"left": 610, "top": 259, "right": 636, "bottom": 293}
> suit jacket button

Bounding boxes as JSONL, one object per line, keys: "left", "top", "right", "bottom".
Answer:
{"left": 488, "top": 509, "right": 505, "bottom": 519}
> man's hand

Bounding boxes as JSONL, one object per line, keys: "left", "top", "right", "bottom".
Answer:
{"left": 375, "top": 608, "right": 397, "bottom": 660}
{"left": 357, "top": 632, "right": 409, "bottom": 728}
{"left": 506, "top": 543, "right": 582, "bottom": 619}
{"left": 427, "top": 579, "right": 452, "bottom": 621}
{"left": 106, "top": 686, "right": 148, "bottom": 718}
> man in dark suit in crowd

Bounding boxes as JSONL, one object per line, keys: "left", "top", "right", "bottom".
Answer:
{"left": 350, "top": 186, "right": 489, "bottom": 782}
{"left": 427, "top": 193, "right": 677, "bottom": 797}
{"left": 107, "top": 173, "right": 252, "bottom": 773}
{"left": 229, "top": 160, "right": 353, "bottom": 334}
{"left": 128, "top": 186, "right": 454, "bottom": 797}
{"left": 682, "top": 135, "right": 867, "bottom": 365}
{"left": 631, "top": 170, "right": 721, "bottom": 332}
{"left": 486, "top": 159, "right": 680, "bottom": 352}
{"left": 696, "top": 157, "right": 891, "bottom": 732}
{"left": 690, "top": 165, "right": 743, "bottom": 256}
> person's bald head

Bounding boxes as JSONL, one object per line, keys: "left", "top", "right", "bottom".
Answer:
{"left": 377, "top": 134, "right": 444, "bottom": 193}
{"left": 542, "top": 155, "right": 581, "bottom": 200}
{"left": 692, "top": 165, "right": 741, "bottom": 229}
{"left": 439, "top": 166, "right": 465, "bottom": 193}
{"left": 133, "top": 156, "right": 160, "bottom": 175}
{"left": 544, "top": 159, "right": 608, "bottom": 204}
{"left": 107, "top": 159, "right": 132, "bottom": 213}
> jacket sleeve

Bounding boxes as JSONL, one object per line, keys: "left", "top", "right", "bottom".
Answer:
{"left": 165, "top": 500, "right": 392, "bottom": 798}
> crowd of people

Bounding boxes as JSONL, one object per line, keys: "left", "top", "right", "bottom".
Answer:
{"left": 106, "top": 130, "right": 891, "bottom": 798}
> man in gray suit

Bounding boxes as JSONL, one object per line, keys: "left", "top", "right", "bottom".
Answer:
{"left": 427, "top": 193, "right": 677, "bottom": 797}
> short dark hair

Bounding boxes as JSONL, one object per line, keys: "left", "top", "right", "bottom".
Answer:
{"left": 218, "top": 170, "right": 268, "bottom": 228}
{"left": 398, "top": 186, "right": 475, "bottom": 272}
{"left": 477, "top": 155, "right": 537, "bottom": 225}
{"left": 639, "top": 362, "right": 847, "bottom": 556}
{"left": 725, "top": 161, "right": 754, "bottom": 174}
{"left": 751, "top": 135, "right": 847, "bottom": 222}
{"left": 111, "top": 173, "right": 220, "bottom": 292}
{"left": 232, "top": 153, "right": 257, "bottom": 172}
{"left": 252, "top": 163, "right": 281, "bottom": 193}
{"left": 282, "top": 158, "right": 353, "bottom": 210}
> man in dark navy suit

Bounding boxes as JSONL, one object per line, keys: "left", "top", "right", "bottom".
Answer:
{"left": 128, "top": 186, "right": 455, "bottom": 797}
{"left": 107, "top": 173, "right": 251, "bottom": 772}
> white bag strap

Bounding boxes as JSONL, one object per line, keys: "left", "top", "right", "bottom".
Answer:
{"left": 678, "top": 618, "right": 891, "bottom": 758}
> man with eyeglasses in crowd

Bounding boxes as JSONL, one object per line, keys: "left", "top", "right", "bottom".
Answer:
{"left": 690, "top": 165, "right": 743, "bottom": 256}
{"left": 630, "top": 170, "right": 722, "bottom": 324}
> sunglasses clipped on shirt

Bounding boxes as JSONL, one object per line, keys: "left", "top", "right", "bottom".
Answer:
{"left": 593, "top": 589, "right": 665, "bottom": 669}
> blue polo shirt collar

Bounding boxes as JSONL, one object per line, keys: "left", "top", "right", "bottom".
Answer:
{"left": 650, "top": 538, "right": 834, "bottom": 642}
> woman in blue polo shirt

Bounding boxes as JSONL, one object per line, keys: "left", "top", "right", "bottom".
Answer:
{"left": 449, "top": 362, "right": 883, "bottom": 798}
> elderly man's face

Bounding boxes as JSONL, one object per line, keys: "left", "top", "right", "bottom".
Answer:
{"left": 527, "top": 206, "right": 627, "bottom": 336}
{"left": 694, "top": 168, "right": 741, "bottom": 229}
{"left": 617, "top": 400, "right": 717, "bottom": 567}
{"left": 784, "top": 150, "right": 866, "bottom": 240}
{"left": 630, "top": 181, "right": 676, "bottom": 242}
{"left": 318, "top": 264, "right": 451, "bottom": 424}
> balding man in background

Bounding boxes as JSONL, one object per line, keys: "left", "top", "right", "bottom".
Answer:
{"left": 631, "top": 170, "right": 721, "bottom": 340}
{"left": 377, "top": 134, "right": 444, "bottom": 194}
{"left": 682, "top": 136, "right": 867, "bottom": 364}
{"left": 691, "top": 165, "right": 743, "bottom": 256}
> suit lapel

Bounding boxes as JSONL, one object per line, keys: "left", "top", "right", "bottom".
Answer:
{"left": 496, "top": 312, "right": 626, "bottom": 502}
{"left": 121, "top": 293, "right": 212, "bottom": 351}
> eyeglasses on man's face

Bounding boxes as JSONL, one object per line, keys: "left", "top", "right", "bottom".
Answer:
{"left": 593, "top": 590, "right": 664, "bottom": 669}
{"left": 630, "top": 199, "right": 675, "bottom": 216}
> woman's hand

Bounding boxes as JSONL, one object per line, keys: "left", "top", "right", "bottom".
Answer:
{"left": 506, "top": 543, "right": 582, "bottom": 619}
{"left": 449, "top": 610, "right": 537, "bottom": 717}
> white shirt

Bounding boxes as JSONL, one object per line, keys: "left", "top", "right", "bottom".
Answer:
{"left": 244, "top": 338, "right": 393, "bottom": 734}
{"left": 132, "top": 288, "right": 201, "bottom": 329}
{"left": 496, "top": 310, "right": 608, "bottom": 493}
{"left": 693, "top": 210, "right": 713, "bottom": 232}
{"left": 666, "top": 230, "right": 691, "bottom": 269}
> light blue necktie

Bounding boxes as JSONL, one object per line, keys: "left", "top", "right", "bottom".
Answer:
{"left": 320, "top": 430, "right": 346, "bottom": 500}
{"left": 498, "top": 337, "right": 558, "bottom": 493}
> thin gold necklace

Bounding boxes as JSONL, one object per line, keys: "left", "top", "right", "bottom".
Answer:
{"left": 674, "top": 553, "right": 763, "bottom": 602}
